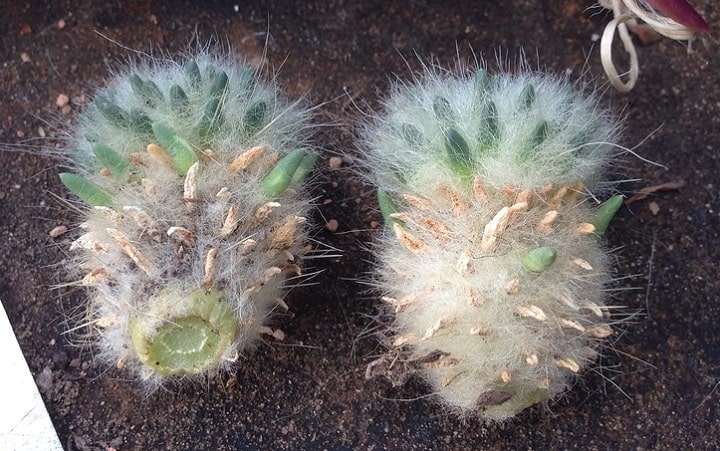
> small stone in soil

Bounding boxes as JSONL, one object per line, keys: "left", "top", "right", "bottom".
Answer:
{"left": 325, "top": 219, "right": 339, "bottom": 232}
{"left": 56, "top": 94, "right": 70, "bottom": 108}
{"left": 49, "top": 225, "right": 68, "bottom": 238}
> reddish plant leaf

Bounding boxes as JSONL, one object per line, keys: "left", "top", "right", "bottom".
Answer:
{"left": 645, "top": 0, "right": 711, "bottom": 33}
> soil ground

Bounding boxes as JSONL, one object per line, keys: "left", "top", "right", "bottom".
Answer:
{"left": 1, "top": 1, "right": 719, "bottom": 449}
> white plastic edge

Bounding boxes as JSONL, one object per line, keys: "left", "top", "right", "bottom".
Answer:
{"left": 0, "top": 300, "right": 63, "bottom": 451}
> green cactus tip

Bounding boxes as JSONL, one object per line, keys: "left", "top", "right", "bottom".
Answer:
{"left": 522, "top": 246, "right": 558, "bottom": 273}
{"left": 91, "top": 143, "right": 130, "bottom": 181}
{"left": 59, "top": 172, "right": 112, "bottom": 207}
{"left": 151, "top": 122, "right": 198, "bottom": 175}
{"left": 443, "top": 128, "right": 473, "bottom": 179}
{"left": 261, "top": 148, "right": 314, "bottom": 198}
{"left": 592, "top": 194, "right": 624, "bottom": 237}
{"left": 377, "top": 188, "right": 402, "bottom": 228}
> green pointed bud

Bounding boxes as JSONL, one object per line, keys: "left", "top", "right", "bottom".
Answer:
{"left": 520, "top": 83, "right": 535, "bottom": 109}
{"left": 184, "top": 59, "right": 202, "bottom": 87}
{"left": 129, "top": 74, "right": 144, "bottom": 94}
{"left": 200, "top": 98, "right": 222, "bottom": 135}
{"left": 570, "top": 130, "right": 589, "bottom": 154}
{"left": 592, "top": 195, "right": 624, "bottom": 236}
{"left": 391, "top": 165, "right": 407, "bottom": 184}
{"left": 143, "top": 79, "right": 164, "bottom": 103}
{"left": 517, "top": 120, "right": 550, "bottom": 163}
{"left": 518, "top": 121, "right": 550, "bottom": 164}
{"left": 377, "top": 188, "right": 404, "bottom": 228}
{"left": 432, "top": 96, "right": 454, "bottom": 123}
{"left": 243, "top": 101, "right": 267, "bottom": 135}
{"left": 91, "top": 143, "right": 130, "bottom": 181}
{"left": 59, "top": 172, "right": 112, "bottom": 207}
{"left": 443, "top": 128, "right": 473, "bottom": 178}
{"left": 480, "top": 100, "right": 499, "bottom": 146}
{"left": 200, "top": 71, "right": 229, "bottom": 135}
{"left": 400, "top": 123, "right": 423, "bottom": 147}
{"left": 151, "top": 122, "right": 198, "bottom": 175}
{"left": 208, "top": 70, "right": 229, "bottom": 100}
{"left": 289, "top": 152, "right": 318, "bottom": 186}
{"left": 474, "top": 69, "right": 490, "bottom": 93}
{"left": 129, "top": 74, "right": 164, "bottom": 106}
{"left": 128, "top": 108, "right": 153, "bottom": 135}
{"left": 528, "top": 120, "right": 550, "bottom": 149}
{"left": 237, "top": 64, "right": 255, "bottom": 89}
{"left": 94, "top": 95, "right": 128, "bottom": 128}
{"left": 261, "top": 148, "right": 306, "bottom": 198}
{"left": 522, "top": 246, "right": 558, "bottom": 273}
{"left": 169, "top": 85, "right": 189, "bottom": 114}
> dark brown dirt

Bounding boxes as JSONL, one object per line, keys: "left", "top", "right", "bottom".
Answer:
{"left": 1, "top": 1, "right": 719, "bottom": 450}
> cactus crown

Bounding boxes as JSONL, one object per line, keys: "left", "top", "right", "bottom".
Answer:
{"left": 364, "top": 65, "right": 619, "bottom": 195}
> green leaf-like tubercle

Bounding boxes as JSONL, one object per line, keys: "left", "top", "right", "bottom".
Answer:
{"left": 169, "top": 85, "right": 189, "bottom": 114}
{"left": 519, "top": 120, "right": 550, "bottom": 163}
{"left": 184, "top": 59, "right": 202, "bottom": 87}
{"left": 443, "top": 128, "right": 473, "bottom": 179}
{"left": 529, "top": 120, "right": 549, "bottom": 148}
{"left": 129, "top": 288, "right": 237, "bottom": 376}
{"left": 129, "top": 74, "right": 164, "bottom": 106}
{"left": 261, "top": 148, "right": 307, "bottom": 198}
{"left": 59, "top": 172, "right": 112, "bottom": 207}
{"left": 400, "top": 123, "right": 422, "bottom": 147}
{"left": 243, "top": 101, "right": 267, "bottom": 135}
{"left": 474, "top": 69, "right": 490, "bottom": 93}
{"left": 592, "top": 195, "right": 624, "bottom": 236}
{"left": 522, "top": 246, "right": 558, "bottom": 273}
{"left": 208, "top": 70, "right": 229, "bottom": 99}
{"left": 479, "top": 101, "right": 499, "bottom": 149}
{"left": 237, "top": 64, "right": 255, "bottom": 89}
{"left": 377, "top": 188, "right": 403, "bottom": 228}
{"left": 128, "top": 108, "right": 153, "bottom": 136}
{"left": 94, "top": 95, "right": 128, "bottom": 128}
{"left": 91, "top": 143, "right": 130, "bottom": 181}
{"left": 289, "top": 152, "right": 318, "bottom": 186}
{"left": 151, "top": 122, "right": 198, "bottom": 175}
{"left": 432, "top": 96, "right": 454, "bottom": 124}
{"left": 200, "top": 70, "right": 229, "bottom": 134}
{"left": 520, "top": 83, "right": 536, "bottom": 109}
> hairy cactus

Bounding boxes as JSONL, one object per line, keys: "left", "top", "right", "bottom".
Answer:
{"left": 59, "top": 49, "right": 317, "bottom": 388}
{"left": 362, "top": 63, "right": 624, "bottom": 420}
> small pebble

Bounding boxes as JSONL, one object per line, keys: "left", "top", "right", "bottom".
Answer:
{"left": 57, "top": 19, "right": 66, "bottom": 29}
{"left": 649, "top": 201, "right": 660, "bottom": 216}
{"left": 325, "top": 219, "right": 339, "bottom": 232}
{"left": 56, "top": 93, "right": 70, "bottom": 108}
{"left": 370, "top": 220, "right": 380, "bottom": 229}
{"left": 36, "top": 367, "right": 53, "bottom": 392}
{"left": 20, "top": 52, "right": 31, "bottom": 63}
{"left": 49, "top": 225, "right": 68, "bottom": 238}
{"left": 328, "top": 156, "right": 343, "bottom": 169}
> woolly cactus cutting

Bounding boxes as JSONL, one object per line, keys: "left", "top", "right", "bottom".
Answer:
{"left": 363, "top": 63, "right": 624, "bottom": 420}
{"left": 60, "top": 49, "right": 317, "bottom": 388}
